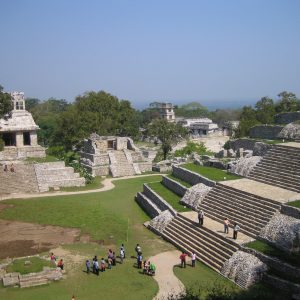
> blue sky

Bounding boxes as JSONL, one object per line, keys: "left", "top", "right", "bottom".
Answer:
{"left": 1, "top": 0, "right": 299, "bottom": 109}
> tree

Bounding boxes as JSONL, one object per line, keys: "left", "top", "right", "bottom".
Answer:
{"left": 255, "top": 97, "right": 275, "bottom": 124}
{"left": 235, "top": 106, "right": 259, "bottom": 137}
{"left": 148, "top": 119, "right": 187, "bottom": 160}
{"left": 25, "top": 98, "right": 40, "bottom": 111}
{"left": 175, "top": 102, "right": 209, "bottom": 118}
{"left": 275, "top": 91, "right": 299, "bottom": 113}
{"left": 0, "top": 85, "right": 13, "bottom": 118}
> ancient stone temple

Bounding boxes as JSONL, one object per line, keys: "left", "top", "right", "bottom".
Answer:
{"left": 0, "top": 91, "right": 45, "bottom": 160}
{"left": 80, "top": 134, "right": 153, "bottom": 177}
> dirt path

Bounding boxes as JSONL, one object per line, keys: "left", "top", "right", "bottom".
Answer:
{"left": 0, "top": 174, "right": 163, "bottom": 201}
{"left": 149, "top": 250, "right": 185, "bottom": 300}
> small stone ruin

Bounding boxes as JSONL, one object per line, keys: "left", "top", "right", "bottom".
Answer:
{"left": 260, "top": 213, "right": 300, "bottom": 253}
{"left": 221, "top": 251, "right": 267, "bottom": 288}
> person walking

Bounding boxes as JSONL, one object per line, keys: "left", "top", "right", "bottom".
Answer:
{"left": 233, "top": 223, "right": 240, "bottom": 240}
{"left": 120, "top": 248, "right": 125, "bottom": 264}
{"left": 191, "top": 252, "right": 196, "bottom": 267}
{"left": 198, "top": 210, "right": 204, "bottom": 226}
{"left": 179, "top": 252, "right": 187, "bottom": 268}
{"left": 224, "top": 218, "right": 230, "bottom": 234}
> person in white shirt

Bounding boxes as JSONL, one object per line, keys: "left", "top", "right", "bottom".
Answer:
{"left": 191, "top": 252, "right": 196, "bottom": 267}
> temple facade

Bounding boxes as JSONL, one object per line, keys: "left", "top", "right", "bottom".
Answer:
{"left": 0, "top": 91, "right": 45, "bottom": 160}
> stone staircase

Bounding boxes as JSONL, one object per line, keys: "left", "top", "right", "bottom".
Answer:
{"left": 109, "top": 150, "right": 137, "bottom": 177}
{"left": 19, "top": 273, "right": 48, "bottom": 288}
{"left": 199, "top": 183, "right": 281, "bottom": 238}
{"left": 248, "top": 144, "right": 300, "bottom": 192}
{"left": 34, "top": 162, "right": 85, "bottom": 192}
{"left": 0, "top": 164, "right": 39, "bottom": 195}
{"left": 161, "top": 214, "right": 239, "bottom": 272}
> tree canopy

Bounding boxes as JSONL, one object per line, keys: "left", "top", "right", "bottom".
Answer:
{"left": 0, "top": 85, "right": 13, "bottom": 118}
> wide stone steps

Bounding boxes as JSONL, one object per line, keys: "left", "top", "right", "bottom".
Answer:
{"left": 19, "top": 275, "right": 48, "bottom": 288}
{"left": 162, "top": 214, "right": 239, "bottom": 272}
{"left": 216, "top": 184, "right": 281, "bottom": 209}
{"left": 203, "top": 193, "right": 271, "bottom": 224}
{"left": 254, "top": 162, "right": 300, "bottom": 176}
{"left": 257, "top": 156, "right": 300, "bottom": 169}
{"left": 208, "top": 189, "right": 275, "bottom": 219}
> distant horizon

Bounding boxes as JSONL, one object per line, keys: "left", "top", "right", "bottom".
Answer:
{"left": 1, "top": 1, "right": 299, "bottom": 111}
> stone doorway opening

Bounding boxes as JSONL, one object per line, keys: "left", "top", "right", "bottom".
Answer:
{"left": 23, "top": 132, "right": 31, "bottom": 146}
{"left": 2, "top": 132, "right": 16, "bottom": 146}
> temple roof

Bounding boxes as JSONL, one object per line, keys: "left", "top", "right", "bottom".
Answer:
{"left": 0, "top": 110, "right": 39, "bottom": 132}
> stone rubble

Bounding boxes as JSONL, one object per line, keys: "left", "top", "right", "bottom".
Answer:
{"left": 180, "top": 183, "right": 212, "bottom": 210}
{"left": 221, "top": 251, "right": 267, "bottom": 288}
{"left": 278, "top": 123, "right": 300, "bottom": 140}
{"left": 230, "top": 156, "right": 262, "bottom": 177}
{"left": 260, "top": 213, "right": 300, "bottom": 253}
{"left": 149, "top": 210, "right": 174, "bottom": 233}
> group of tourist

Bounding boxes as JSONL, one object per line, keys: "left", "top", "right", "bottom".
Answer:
{"left": 50, "top": 252, "right": 64, "bottom": 270}
{"left": 84, "top": 243, "right": 156, "bottom": 277}
{"left": 198, "top": 209, "right": 241, "bottom": 240}
{"left": 3, "top": 163, "right": 15, "bottom": 172}
{"left": 179, "top": 251, "right": 196, "bottom": 268}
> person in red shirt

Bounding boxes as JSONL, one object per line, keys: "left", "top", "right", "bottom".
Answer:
{"left": 179, "top": 252, "right": 187, "bottom": 268}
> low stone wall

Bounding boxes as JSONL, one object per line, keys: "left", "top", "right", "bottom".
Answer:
{"left": 162, "top": 176, "right": 187, "bottom": 197}
{"left": 172, "top": 165, "right": 216, "bottom": 187}
{"left": 275, "top": 111, "right": 300, "bottom": 124}
{"left": 281, "top": 204, "right": 300, "bottom": 219}
{"left": 137, "top": 162, "right": 153, "bottom": 172}
{"left": 242, "top": 246, "right": 300, "bottom": 282}
{"left": 229, "top": 139, "right": 257, "bottom": 151}
{"left": 249, "top": 125, "right": 284, "bottom": 139}
{"left": 263, "top": 274, "right": 300, "bottom": 294}
{"left": 143, "top": 184, "right": 177, "bottom": 216}
{"left": 135, "top": 192, "right": 161, "bottom": 219}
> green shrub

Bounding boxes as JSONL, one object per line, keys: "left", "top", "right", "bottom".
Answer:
{"left": 174, "top": 141, "right": 213, "bottom": 157}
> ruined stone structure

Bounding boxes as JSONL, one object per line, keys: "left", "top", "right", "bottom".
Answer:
{"left": 80, "top": 134, "right": 152, "bottom": 177}
{"left": 178, "top": 118, "right": 220, "bottom": 137}
{"left": 149, "top": 102, "right": 175, "bottom": 122}
{"left": 0, "top": 92, "right": 46, "bottom": 160}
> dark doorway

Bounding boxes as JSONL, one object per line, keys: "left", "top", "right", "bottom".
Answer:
{"left": 23, "top": 132, "right": 31, "bottom": 146}
{"left": 2, "top": 132, "right": 16, "bottom": 146}
{"left": 107, "top": 140, "right": 114, "bottom": 149}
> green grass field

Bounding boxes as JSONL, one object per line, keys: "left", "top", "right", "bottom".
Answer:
{"left": 6, "top": 257, "right": 56, "bottom": 275}
{"left": 245, "top": 240, "right": 300, "bottom": 268}
{"left": 0, "top": 175, "right": 271, "bottom": 300}
{"left": 147, "top": 181, "right": 191, "bottom": 212}
{"left": 287, "top": 200, "right": 300, "bottom": 208}
{"left": 182, "top": 164, "right": 241, "bottom": 181}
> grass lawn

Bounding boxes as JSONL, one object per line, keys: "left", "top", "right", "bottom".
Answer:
{"left": 147, "top": 182, "right": 191, "bottom": 212}
{"left": 6, "top": 257, "right": 56, "bottom": 275}
{"left": 182, "top": 164, "right": 241, "bottom": 181}
{"left": 287, "top": 200, "right": 300, "bottom": 208}
{"left": 59, "top": 176, "right": 104, "bottom": 192}
{"left": 174, "top": 263, "right": 290, "bottom": 299}
{"left": 166, "top": 174, "right": 192, "bottom": 188}
{"left": 245, "top": 240, "right": 300, "bottom": 268}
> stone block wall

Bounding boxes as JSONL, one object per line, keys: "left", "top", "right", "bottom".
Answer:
{"left": 249, "top": 125, "right": 284, "bottom": 139}
{"left": 162, "top": 175, "right": 187, "bottom": 197}
{"left": 229, "top": 139, "right": 257, "bottom": 151}
{"left": 137, "top": 162, "right": 152, "bottom": 172}
{"left": 275, "top": 111, "right": 300, "bottom": 124}
{"left": 263, "top": 274, "right": 300, "bottom": 294}
{"left": 172, "top": 165, "right": 216, "bottom": 187}
{"left": 143, "top": 184, "right": 177, "bottom": 216}
{"left": 135, "top": 192, "right": 161, "bottom": 218}
{"left": 281, "top": 204, "right": 300, "bottom": 219}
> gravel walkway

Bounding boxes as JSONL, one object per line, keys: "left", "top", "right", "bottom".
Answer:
{"left": 149, "top": 250, "right": 185, "bottom": 300}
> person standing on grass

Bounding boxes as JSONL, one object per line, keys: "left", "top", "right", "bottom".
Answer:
{"left": 135, "top": 244, "right": 142, "bottom": 257}
{"left": 179, "top": 252, "right": 187, "bottom": 268}
{"left": 137, "top": 253, "right": 143, "bottom": 269}
{"left": 233, "top": 223, "right": 240, "bottom": 240}
{"left": 112, "top": 252, "right": 116, "bottom": 266}
{"left": 120, "top": 248, "right": 125, "bottom": 264}
{"left": 198, "top": 210, "right": 204, "bottom": 226}
{"left": 86, "top": 259, "right": 91, "bottom": 274}
{"left": 224, "top": 218, "right": 230, "bottom": 234}
{"left": 191, "top": 252, "right": 196, "bottom": 267}
{"left": 120, "top": 243, "right": 126, "bottom": 259}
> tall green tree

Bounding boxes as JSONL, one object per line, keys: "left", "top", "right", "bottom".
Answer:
{"left": 235, "top": 106, "right": 259, "bottom": 137}
{"left": 0, "top": 85, "right": 13, "bottom": 118}
{"left": 148, "top": 119, "right": 187, "bottom": 160}
{"left": 275, "top": 91, "right": 300, "bottom": 113}
{"left": 255, "top": 97, "right": 275, "bottom": 124}
{"left": 175, "top": 102, "right": 209, "bottom": 118}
